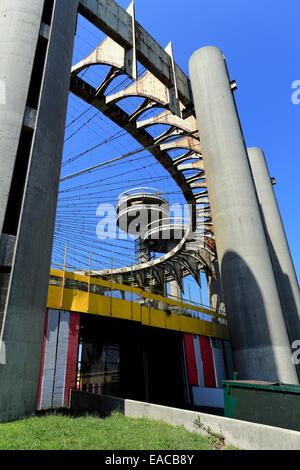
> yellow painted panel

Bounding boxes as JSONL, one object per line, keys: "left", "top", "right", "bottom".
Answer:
{"left": 149, "top": 308, "right": 166, "bottom": 329}
{"left": 47, "top": 283, "right": 229, "bottom": 340}
{"left": 47, "top": 285, "right": 60, "bottom": 308}
{"left": 141, "top": 306, "right": 150, "bottom": 326}
{"left": 111, "top": 298, "right": 132, "bottom": 321}
{"left": 51, "top": 268, "right": 143, "bottom": 296}
{"left": 165, "top": 313, "right": 181, "bottom": 332}
{"left": 50, "top": 269, "right": 226, "bottom": 318}
{"left": 89, "top": 293, "right": 110, "bottom": 317}
{"left": 179, "top": 315, "right": 196, "bottom": 334}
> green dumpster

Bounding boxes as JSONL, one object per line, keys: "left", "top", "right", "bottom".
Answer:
{"left": 222, "top": 380, "right": 300, "bottom": 432}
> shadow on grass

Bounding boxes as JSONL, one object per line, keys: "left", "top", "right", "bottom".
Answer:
{"left": 36, "top": 407, "right": 119, "bottom": 420}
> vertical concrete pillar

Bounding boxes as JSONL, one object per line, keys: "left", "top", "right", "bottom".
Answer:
{"left": 168, "top": 279, "right": 183, "bottom": 314}
{"left": 169, "top": 279, "right": 182, "bottom": 300}
{"left": 0, "top": 0, "right": 45, "bottom": 236}
{"left": 0, "top": 0, "right": 79, "bottom": 422}
{"left": 189, "top": 46, "right": 298, "bottom": 383}
{"left": 248, "top": 147, "right": 300, "bottom": 377}
{"left": 206, "top": 259, "right": 226, "bottom": 315}
{"left": 206, "top": 258, "right": 227, "bottom": 328}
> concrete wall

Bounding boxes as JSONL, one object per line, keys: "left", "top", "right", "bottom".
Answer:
{"left": 69, "top": 390, "right": 300, "bottom": 450}
{"left": 0, "top": 0, "right": 79, "bottom": 422}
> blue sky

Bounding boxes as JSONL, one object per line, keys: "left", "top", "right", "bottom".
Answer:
{"left": 116, "top": 0, "right": 300, "bottom": 275}
{"left": 55, "top": 0, "right": 299, "bottom": 305}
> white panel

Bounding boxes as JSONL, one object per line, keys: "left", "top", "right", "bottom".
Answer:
{"left": 39, "top": 309, "right": 59, "bottom": 409}
{"left": 52, "top": 310, "right": 70, "bottom": 408}
{"left": 193, "top": 335, "right": 205, "bottom": 386}
{"left": 211, "top": 338, "right": 227, "bottom": 387}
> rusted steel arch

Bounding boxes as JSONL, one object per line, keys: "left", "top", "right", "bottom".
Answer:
{"left": 104, "top": 71, "right": 180, "bottom": 117}
{"left": 173, "top": 151, "right": 201, "bottom": 165}
{"left": 72, "top": 37, "right": 131, "bottom": 74}
{"left": 159, "top": 135, "right": 202, "bottom": 155}
{"left": 187, "top": 174, "right": 206, "bottom": 185}
{"left": 71, "top": 6, "right": 139, "bottom": 80}
{"left": 70, "top": 75, "right": 197, "bottom": 217}
{"left": 161, "top": 261, "right": 184, "bottom": 292}
{"left": 70, "top": 32, "right": 216, "bottom": 281}
{"left": 176, "top": 160, "right": 205, "bottom": 180}
{"left": 78, "top": 0, "right": 192, "bottom": 109}
{"left": 151, "top": 126, "right": 186, "bottom": 147}
{"left": 70, "top": 76, "right": 217, "bottom": 282}
{"left": 128, "top": 99, "right": 165, "bottom": 122}
{"left": 136, "top": 108, "right": 198, "bottom": 134}
{"left": 71, "top": 33, "right": 180, "bottom": 115}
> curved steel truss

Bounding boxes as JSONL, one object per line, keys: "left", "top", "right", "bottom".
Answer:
{"left": 70, "top": 0, "right": 221, "bottom": 291}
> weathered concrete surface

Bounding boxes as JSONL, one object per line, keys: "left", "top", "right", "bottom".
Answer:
{"left": 0, "top": 0, "right": 45, "bottom": 237}
{"left": 78, "top": 0, "right": 191, "bottom": 107}
{"left": 189, "top": 46, "right": 298, "bottom": 384}
{"left": 0, "top": 0, "right": 78, "bottom": 423}
{"left": 169, "top": 279, "right": 182, "bottom": 300}
{"left": 248, "top": 147, "right": 300, "bottom": 379}
{"left": 206, "top": 258, "right": 226, "bottom": 317}
{"left": 0, "top": 234, "right": 15, "bottom": 268}
{"left": 69, "top": 391, "right": 300, "bottom": 450}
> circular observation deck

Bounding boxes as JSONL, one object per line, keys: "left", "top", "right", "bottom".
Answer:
{"left": 142, "top": 217, "right": 190, "bottom": 253}
{"left": 116, "top": 187, "right": 170, "bottom": 237}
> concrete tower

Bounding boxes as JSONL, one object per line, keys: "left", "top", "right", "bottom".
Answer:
{"left": 248, "top": 147, "right": 300, "bottom": 378}
{"left": 0, "top": 0, "right": 78, "bottom": 422}
{"left": 189, "top": 46, "right": 298, "bottom": 384}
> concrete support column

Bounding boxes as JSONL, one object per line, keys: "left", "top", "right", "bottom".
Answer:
{"left": 168, "top": 279, "right": 183, "bottom": 315}
{"left": 0, "top": 0, "right": 45, "bottom": 236}
{"left": 206, "top": 259, "right": 226, "bottom": 315}
{"left": 189, "top": 46, "right": 298, "bottom": 383}
{"left": 206, "top": 258, "right": 227, "bottom": 327}
{"left": 0, "top": 0, "right": 79, "bottom": 422}
{"left": 248, "top": 147, "right": 300, "bottom": 377}
{"left": 169, "top": 279, "right": 182, "bottom": 300}
{"left": 138, "top": 239, "right": 150, "bottom": 264}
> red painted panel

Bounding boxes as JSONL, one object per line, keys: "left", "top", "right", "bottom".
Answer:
{"left": 64, "top": 312, "right": 80, "bottom": 406}
{"left": 183, "top": 334, "right": 199, "bottom": 386}
{"left": 36, "top": 309, "right": 49, "bottom": 410}
{"left": 199, "top": 336, "right": 216, "bottom": 388}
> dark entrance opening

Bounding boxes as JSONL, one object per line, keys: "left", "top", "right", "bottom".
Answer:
{"left": 78, "top": 315, "right": 187, "bottom": 409}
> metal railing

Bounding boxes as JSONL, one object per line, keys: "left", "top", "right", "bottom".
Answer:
{"left": 50, "top": 255, "right": 227, "bottom": 324}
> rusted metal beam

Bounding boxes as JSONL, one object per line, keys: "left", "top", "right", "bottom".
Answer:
{"left": 70, "top": 75, "right": 196, "bottom": 217}
{"left": 78, "top": 0, "right": 192, "bottom": 108}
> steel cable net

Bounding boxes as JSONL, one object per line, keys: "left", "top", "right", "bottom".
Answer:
{"left": 52, "top": 14, "right": 189, "bottom": 276}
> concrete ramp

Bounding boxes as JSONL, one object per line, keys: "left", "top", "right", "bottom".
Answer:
{"left": 69, "top": 390, "right": 300, "bottom": 450}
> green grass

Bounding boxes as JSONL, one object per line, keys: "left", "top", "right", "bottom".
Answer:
{"left": 0, "top": 411, "right": 235, "bottom": 450}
